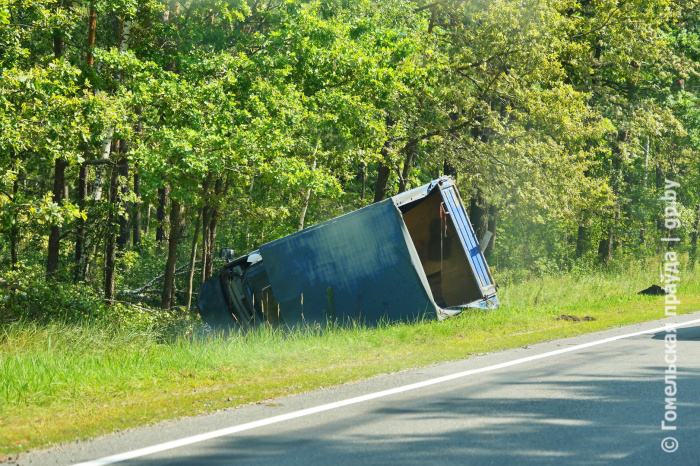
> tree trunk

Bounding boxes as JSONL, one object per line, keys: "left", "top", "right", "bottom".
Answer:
{"left": 298, "top": 160, "right": 317, "bottom": 231}
{"left": 598, "top": 230, "right": 613, "bottom": 266}
{"left": 53, "top": 35, "right": 64, "bottom": 59}
{"left": 156, "top": 185, "right": 169, "bottom": 242}
{"left": 360, "top": 164, "right": 366, "bottom": 201}
{"left": 10, "top": 171, "right": 19, "bottom": 270}
{"left": 398, "top": 144, "right": 416, "bottom": 194}
{"left": 79, "top": 142, "right": 117, "bottom": 281}
{"left": 643, "top": 136, "right": 649, "bottom": 189}
{"left": 656, "top": 165, "right": 664, "bottom": 231}
{"left": 163, "top": 0, "right": 176, "bottom": 21}
{"left": 204, "top": 188, "right": 221, "bottom": 281}
{"left": 186, "top": 208, "right": 202, "bottom": 310}
{"left": 200, "top": 175, "right": 214, "bottom": 285}
{"left": 91, "top": 128, "right": 114, "bottom": 200}
{"left": 74, "top": 164, "right": 88, "bottom": 281}
{"left": 178, "top": 205, "right": 187, "bottom": 239}
{"left": 199, "top": 175, "right": 229, "bottom": 283}
{"left": 373, "top": 141, "right": 393, "bottom": 203}
{"left": 132, "top": 107, "right": 142, "bottom": 247}
{"left": 53, "top": 17, "right": 64, "bottom": 59}
{"left": 575, "top": 225, "right": 588, "bottom": 258}
{"left": 119, "top": 18, "right": 131, "bottom": 53}
{"left": 203, "top": 209, "right": 220, "bottom": 282}
{"left": 373, "top": 162, "right": 391, "bottom": 203}
{"left": 598, "top": 207, "right": 619, "bottom": 266}
{"left": 104, "top": 157, "right": 120, "bottom": 302}
{"left": 82, "top": 150, "right": 114, "bottom": 281}
{"left": 86, "top": 4, "right": 96, "bottom": 66}
{"left": 200, "top": 202, "right": 212, "bottom": 284}
{"left": 428, "top": 4, "right": 437, "bottom": 34}
{"left": 144, "top": 203, "right": 151, "bottom": 235}
{"left": 132, "top": 167, "right": 141, "bottom": 247}
{"left": 443, "top": 159, "right": 458, "bottom": 178}
{"left": 161, "top": 197, "right": 182, "bottom": 309}
{"left": 298, "top": 189, "right": 313, "bottom": 231}
{"left": 92, "top": 15, "right": 129, "bottom": 206}
{"left": 484, "top": 205, "right": 498, "bottom": 258}
{"left": 469, "top": 191, "right": 488, "bottom": 243}
{"left": 74, "top": 9, "right": 95, "bottom": 281}
{"left": 46, "top": 159, "right": 68, "bottom": 277}
{"left": 46, "top": 27, "right": 66, "bottom": 278}
{"left": 117, "top": 155, "right": 130, "bottom": 252}
{"left": 10, "top": 229, "right": 19, "bottom": 270}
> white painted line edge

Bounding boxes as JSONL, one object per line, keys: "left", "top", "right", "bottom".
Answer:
{"left": 74, "top": 317, "right": 700, "bottom": 466}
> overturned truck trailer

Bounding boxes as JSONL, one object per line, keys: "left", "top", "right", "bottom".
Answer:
{"left": 198, "top": 176, "right": 497, "bottom": 329}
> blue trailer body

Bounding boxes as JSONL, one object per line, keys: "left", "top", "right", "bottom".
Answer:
{"left": 259, "top": 198, "right": 437, "bottom": 327}
{"left": 198, "top": 176, "right": 497, "bottom": 328}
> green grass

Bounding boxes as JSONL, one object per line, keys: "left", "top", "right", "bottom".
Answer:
{"left": 1, "top": 258, "right": 699, "bottom": 455}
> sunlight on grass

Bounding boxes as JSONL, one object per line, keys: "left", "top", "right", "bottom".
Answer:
{"left": 1, "top": 260, "right": 699, "bottom": 454}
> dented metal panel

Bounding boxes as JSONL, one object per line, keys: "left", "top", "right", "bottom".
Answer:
{"left": 197, "top": 176, "right": 497, "bottom": 329}
{"left": 259, "top": 199, "right": 438, "bottom": 326}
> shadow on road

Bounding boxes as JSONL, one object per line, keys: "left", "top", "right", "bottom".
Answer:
{"left": 127, "top": 357, "right": 700, "bottom": 466}
{"left": 650, "top": 325, "right": 700, "bottom": 341}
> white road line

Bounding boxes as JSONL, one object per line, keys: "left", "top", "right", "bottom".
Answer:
{"left": 74, "top": 317, "right": 700, "bottom": 466}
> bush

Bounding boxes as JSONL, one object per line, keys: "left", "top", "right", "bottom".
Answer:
{"left": 0, "top": 266, "right": 202, "bottom": 338}
{"left": 1, "top": 268, "right": 106, "bottom": 323}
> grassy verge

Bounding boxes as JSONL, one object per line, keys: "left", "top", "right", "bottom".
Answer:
{"left": 1, "top": 259, "right": 699, "bottom": 455}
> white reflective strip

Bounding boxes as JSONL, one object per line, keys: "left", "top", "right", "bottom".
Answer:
{"left": 75, "top": 318, "right": 700, "bottom": 465}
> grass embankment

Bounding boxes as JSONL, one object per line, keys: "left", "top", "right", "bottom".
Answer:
{"left": 1, "top": 260, "right": 699, "bottom": 455}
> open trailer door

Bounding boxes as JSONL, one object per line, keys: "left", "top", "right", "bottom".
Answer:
{"left": 395, "top": 177, "right": 497, "bottom": 308}
{"left": 438, "top": 179, "right": 497, "bottom": 300}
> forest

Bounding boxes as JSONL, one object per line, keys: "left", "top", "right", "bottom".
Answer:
{"left": 1, "top": 0, "right": 699, "bottom": 325}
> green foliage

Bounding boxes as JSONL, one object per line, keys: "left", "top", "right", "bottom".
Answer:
{"left": 2, "top": 2, "right": 700, "bottom": 455}
{"left": 0, "top": 268, "right": 109, "bottom": 322}
{"left": 1, "top": 0, "right": 699, "bottom": 317}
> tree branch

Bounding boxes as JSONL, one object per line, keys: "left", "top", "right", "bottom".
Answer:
{"left": 0, "top": 277, "right": 26, "bottom": 293}
{"left": 83, "top": 159, "right": 117, "bottom": 166}
{"left": 413, "top": 1, "right": 443, "bottom": 13}
{"left": 58, "top": 229, "right": 76, "bottom": 240}
{"left": 569, "top": 6, "right": 620, "bottom": 40}
{"left": 120, "top": 262, "right": 197, "bottom": 295}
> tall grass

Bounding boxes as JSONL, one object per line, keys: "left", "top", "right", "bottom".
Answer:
{"left": 1, "top": 258, "right": 699, "bottom": 453}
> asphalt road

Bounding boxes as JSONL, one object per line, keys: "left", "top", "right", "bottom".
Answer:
{"left": 14, "top": 311, "right": 700, "bottom": 466}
